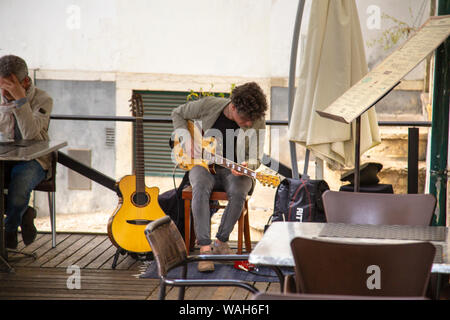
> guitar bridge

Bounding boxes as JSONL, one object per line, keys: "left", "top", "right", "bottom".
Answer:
{"left": 126, "top": 219, "right": 153, "bottom": 225}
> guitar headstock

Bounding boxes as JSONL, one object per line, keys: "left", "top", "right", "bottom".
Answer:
{"left": 256, "top": 172, "right": 281, "bottom": 188}
{"left": 130, "top": 92, "right": 144, "bottom": 118}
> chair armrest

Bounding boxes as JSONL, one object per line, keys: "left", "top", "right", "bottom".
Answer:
{"left": 187, "top": 254, "right": 250, "bottom": 262}
{"left": 163, "top": 278, "right": 258, "bottom": 294}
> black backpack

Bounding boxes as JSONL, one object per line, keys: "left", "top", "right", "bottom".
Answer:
{"left": 271, "top": 177, "right": 330, "bottom": 223}
{"left": 157, "top": 172, "right": 190, "bottom": 237}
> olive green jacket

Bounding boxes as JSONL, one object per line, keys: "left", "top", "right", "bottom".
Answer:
{"left": 171, "top": 96, "right": 265, "bottom": 170}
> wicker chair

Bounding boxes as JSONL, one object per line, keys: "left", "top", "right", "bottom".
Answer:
{"left": 144, "top": 216, "right": 258, "bottom": 300}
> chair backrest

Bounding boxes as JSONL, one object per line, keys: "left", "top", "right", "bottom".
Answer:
{"left": 252, "top": 292, "right": 429, "bottom": 300}
{"left": 322, "top": 190, "right": 436, "bottom": 226}
{"left": 290, "top": 237, "right": 435, "bottom": 297}
{"left": 144, "top": 216, "right": 188, "bottom": 277}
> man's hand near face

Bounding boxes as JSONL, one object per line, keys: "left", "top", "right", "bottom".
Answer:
{"left": 0, "top": 74, "right": 27, "bottom": 101}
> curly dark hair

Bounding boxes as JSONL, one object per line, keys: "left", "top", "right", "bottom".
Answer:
{"left": 231, "top": 82, "right": 267, "bottom": 121}
{"left": 0, "top": 55, "right": 28, "bottom": 81}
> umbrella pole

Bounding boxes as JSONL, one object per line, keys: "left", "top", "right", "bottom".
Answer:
{"left": 287, "top": 0, "right": 306, "bottom": 180}
{"left": 354, "top": 116, "right": 361, "bottom": 192}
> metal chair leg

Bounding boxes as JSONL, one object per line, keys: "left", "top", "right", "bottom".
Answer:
{"left": 159, "top": 280, "right": 166, "bottom": 300}
{"left": 7, "top": 249, "right": 37, "bottom": 260}
{"left": 178, "top": 265, "right": 188, "bottom": 300}
{"left": 0, "top": 253, "right": 14, "bottom": 273}
{"left": 48, "top": 191, "right": 56, "bottom": 248}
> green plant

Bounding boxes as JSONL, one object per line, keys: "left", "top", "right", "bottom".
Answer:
{"left": 366, "top": 12, "right": 417, "bottom": 50}
{"left": 187, "top": 83, "right": 235, "bottom": 101}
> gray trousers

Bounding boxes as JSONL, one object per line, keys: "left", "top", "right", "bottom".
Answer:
{"left": 189, "top": 165, "right": 253, "bottom": 246}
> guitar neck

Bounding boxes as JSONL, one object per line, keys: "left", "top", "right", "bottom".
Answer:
{"left": 212, "top": 154, "right": 257, "bottom": 179}
{"left": 135, "top": 116, "right": 146, "bottom": 193}
{"left": 180, "top": 120, "right": 280, "bottom": 188}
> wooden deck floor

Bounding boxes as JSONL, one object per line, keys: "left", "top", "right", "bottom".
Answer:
{"left": 0, "top": 232, "right": 280, "bottom": 300}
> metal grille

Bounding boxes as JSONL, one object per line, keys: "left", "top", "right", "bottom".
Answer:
{"left": 105, "top": 127, "right": 115, "bottom": 147}
{"left": 133, "top": 90, "right": 230, "bottom": 177}
{"left": 134, "top": 90, "right": 190, "bottom": 177}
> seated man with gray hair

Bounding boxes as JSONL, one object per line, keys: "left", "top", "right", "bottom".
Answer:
{"left": 0, "top": 55, "right": 53, "bottom": 249}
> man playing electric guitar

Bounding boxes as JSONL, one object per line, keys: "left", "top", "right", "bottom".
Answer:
{"left": 171, "top": 82, "right": 268, "bottom": 272}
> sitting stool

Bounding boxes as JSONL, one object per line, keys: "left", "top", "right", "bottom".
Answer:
{"left": 182, "top": 186, "right": 251, "bottom": 254}
{"left": 33, "top": 151, "right": 58, "bottom": 248}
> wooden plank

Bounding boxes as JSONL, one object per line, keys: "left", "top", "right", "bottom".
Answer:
{"left": 56, "top": 235, "right": 106, "bottom": 268}
{"left": 210, "top": 286, "right": 236, "bottom": 300}
{"left": 70, "top": 235, "right": 111, "bottom": 268}
{"left": 266, "top": 281, "right": 281, "bottom": 293}
{"left": 9, "top": 233, "right": 48, "bottom": 259}
{"left": 10, "top": 233, "right": 71, "bottom": 267}
{"left": 0, "top": 267, "right": 159, "bottom": 300}
{"left": 84, "top": 240, "right": 117, "bottom": 269}
{"left": 164, "top": 286, "right": 183, "bottom": 300}
{"left": 41, "top": 234, "right": 96, "bottom": 268}
{"left": 0, "top": 266, "right": 152, "bottom": 280}
{"left": 0, "top": 232, "right": 269, "bottom": 300}
{"left": 147, "top": 283, "right": 173, "bottom": 300}
{"left": 180, "top": 286, "right": 202, "bottom": 300}
{"left": 0, "top": 288, "right": 149, "bottom": 300}
{"left": 16, "top": 233, "right": 45, "bottom": 251}
{"left": 0, "top": 279, "right": 155, "bottom": 292}
{"left": 26, "top": 234, "right": 84, "bottom": 267}
{"left": 100, "top": 249, "right": 144, "bottom": 270}
{"left": 113, "top": 253, "right": 143, "bottom": 270}
{"left": 229, "top": 283, "right": 252, "bottom": 300}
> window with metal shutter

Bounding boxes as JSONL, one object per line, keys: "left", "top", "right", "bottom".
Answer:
{"left": 133, "top": 90, "right": 188, "bottom": 177}
{"left": 133, "top": 90, "right": 230, "bottom": 177}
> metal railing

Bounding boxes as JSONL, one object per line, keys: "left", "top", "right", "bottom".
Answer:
{"left": 51, "top": 114, "right": 431, "bottom": 193}
{"left": 50, "top": 115, "right": 432, "bottom": 127}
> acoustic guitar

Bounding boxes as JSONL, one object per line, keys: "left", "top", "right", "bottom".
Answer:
{"left": 172, "top": 120, "right": 281, "bottom": 188}
{"left": 107, "top": 92, "right": 166, "bottom": 254}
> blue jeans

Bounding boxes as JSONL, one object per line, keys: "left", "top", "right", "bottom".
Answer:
{"left": 4, "top": 160, "right": 46, "bottom": 233}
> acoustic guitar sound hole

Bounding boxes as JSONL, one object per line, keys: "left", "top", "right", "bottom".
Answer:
{"left": 132, "top": 192, "right": 150, "bottom": 207}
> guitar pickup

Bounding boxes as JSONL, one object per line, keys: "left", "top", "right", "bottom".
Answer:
{"left": 126, "top": 219, "right": 153, "bottom": 225}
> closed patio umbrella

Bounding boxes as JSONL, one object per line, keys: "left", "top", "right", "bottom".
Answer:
{"left": 288, "top": 0, "right": 380, "bottom": 167}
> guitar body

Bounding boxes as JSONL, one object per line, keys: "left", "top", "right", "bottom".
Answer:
{"left": 108, "top": 175, "right": 166, "bottom": 253}
{"left": 173, "top": 120, "right": 217, "bottom": 173}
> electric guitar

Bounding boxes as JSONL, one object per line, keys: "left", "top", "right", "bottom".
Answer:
{"left": 107, "top": 92, "right": 166, "bottom": 254}
{"left": 172, "top": 120, "right": 281, "bottom": 188}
